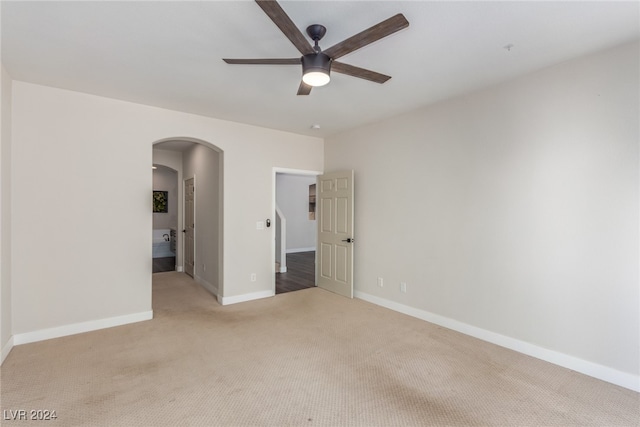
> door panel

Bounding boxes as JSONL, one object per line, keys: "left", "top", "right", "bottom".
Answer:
{"left": 321, "top": 198, "right": 332, "bottom": 232}
{"left": 336, "top": 197, "right": 348, "bottom": 233}
{"left": 317, "top": 170, "right": 354, "bottom": 298}
{"left": 320, "top": 243, "right": 332, "bottom": 279}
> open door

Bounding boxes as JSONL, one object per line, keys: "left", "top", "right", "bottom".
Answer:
{"left": 317, "top": 170, "right": 354, "bottom": 298}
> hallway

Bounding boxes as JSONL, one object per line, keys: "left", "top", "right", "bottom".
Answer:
{"left": 276, "top": 251, "right": 315, "bottom": 294}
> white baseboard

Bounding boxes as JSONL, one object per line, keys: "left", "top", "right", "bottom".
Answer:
{"left": 278, "top": 266, "right": 287, "bottom": 273}
{"left": 218, "top": 290, "right": 274, "bottom": 306}
{"left": 355, "top": 291, "right": 640, "bottom": 392}
{"left": 286, "top": 247, "right": 315, "bottom": 254}
{"left": 12, "top": 311, "right": 154, "bottom": 346}
{"left": 194, "top": 274, "right": 218, "bottom": 297}
{"left": 176, "top": 265, "right": 184, "bottom": 272}
{"left": 1, "top": 335, "right": 14, "bottom": 364}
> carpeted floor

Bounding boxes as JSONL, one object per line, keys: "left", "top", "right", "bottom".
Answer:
{"left": 1, "top": 272, "right": 638, "bottom": 426}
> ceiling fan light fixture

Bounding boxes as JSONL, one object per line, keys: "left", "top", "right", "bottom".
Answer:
{"left": 302, "top": 53, "right": 331, "bottom": 87}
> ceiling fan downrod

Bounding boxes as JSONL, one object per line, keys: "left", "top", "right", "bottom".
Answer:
{"left": 306, "top": 24, "right": 326, "bottom": 53}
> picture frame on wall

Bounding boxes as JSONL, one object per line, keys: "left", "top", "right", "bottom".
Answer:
{"left": 153, "top": 191, "right": 168, "bottom": 213}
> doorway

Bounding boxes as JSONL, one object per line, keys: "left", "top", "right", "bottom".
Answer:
{"left": 152, "top": 138, "right": 223, "bottom": 298}
{"left": 273, "top": 169, "right": 321, "bottom": 294}
{"left": 152, "top": 165, "right": 178, "bottom": 273}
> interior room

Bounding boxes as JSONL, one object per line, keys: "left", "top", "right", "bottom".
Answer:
{"left": 1, "top": 1, "right": 638, "bottom": 425}
{"left": 275, "top": 172, "right": 318, "bottom": 294}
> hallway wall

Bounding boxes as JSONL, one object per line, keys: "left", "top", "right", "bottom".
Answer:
{"left": 0, "top": 65, "right": 13, "bottom": 361}
{"left": 183, "top": 143, "right": 222, "bottom": 294}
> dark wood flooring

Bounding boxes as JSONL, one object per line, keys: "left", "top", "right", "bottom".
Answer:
{"left": 276, "top": 251, "right": 316, "bottom": 294}
{"left": 154, "top": 253, "right": 314, "bottom": 294}
{"left": 153, "top": 257, "right": 176, "bottom": 273}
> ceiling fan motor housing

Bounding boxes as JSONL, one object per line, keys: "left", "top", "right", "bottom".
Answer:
{"left": 302, "top": 52, "right": 332, "bottom": 74}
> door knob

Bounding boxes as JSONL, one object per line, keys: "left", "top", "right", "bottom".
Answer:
{"left": 341, "top": 238, "right": 354, "bottom": 243}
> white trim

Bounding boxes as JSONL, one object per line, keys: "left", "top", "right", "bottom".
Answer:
{"left": 355, "top": 291, "right": 640, "bottom": 392}
{"left": 286, "top": 247, "right": 316, "bottom": 254}
{"left": 275, "top": 205, "right": 287, "bottom": 272}
{"left": 1, "top": 336, "right": 14, "bottom": 364}
{"left": 176, "top": 265, "right": 184, "bottom": 272}
{"left": 218, "top": 290, "right": 274, "bottom": 306}
{"left": 273, "top": 168, "right": 323, "bottom": 176}
{"left": 12, "top": 311, "right": 153, "bottom": 346}
{"left": 194, "top": 274, "right": 218, "bottom": 297}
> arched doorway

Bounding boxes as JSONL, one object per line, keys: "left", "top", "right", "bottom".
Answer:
{"left": 152, "top": 138, "right": 224, "bottom": 298}
{"left": 152, "top": 164, "right": 178, "bottom": 273}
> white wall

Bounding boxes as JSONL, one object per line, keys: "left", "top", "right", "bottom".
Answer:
{"left": 10, "top": 81, "right": 323, "bottom": 337}
{"left": 1, "top": 64, "right": 13, "bottom": 362}
{"left": 152, "top": 166, "right": 178, "bottom": 230}
{"left": 183, "top": 143, "right": 222, "bottom": 294}
{"left": 325, "top": 41, "right": 639, "bottom": 388}
{"left": 276, "top": 174, "right": 316, "bottom": 252}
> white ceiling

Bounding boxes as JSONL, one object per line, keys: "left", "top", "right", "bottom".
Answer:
{"left": 2, "top": 1, "right": 638, "bottom": 138}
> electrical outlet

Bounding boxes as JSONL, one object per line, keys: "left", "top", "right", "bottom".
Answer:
{"left": 250, "top": 273, "right": 257, "bottom": 282}
{"left": 400, "top": 282, "right": 407, "bottom": 293}
{"left": 203, "top": 264, "right": 206, "bottom": 272}
{"left": 377, "top": 277, "right": 384, "bottom": 287}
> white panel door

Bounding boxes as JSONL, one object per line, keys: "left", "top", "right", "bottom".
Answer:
{"left": 317, "top": 170, "right": 354, "bottom": 298}
{"left": 184, "top": 177, "right": 195, "bottom": 277}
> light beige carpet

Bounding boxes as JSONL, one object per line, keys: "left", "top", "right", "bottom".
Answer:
{"left": 1, "top": 272, "right": 638, "bottom": 426}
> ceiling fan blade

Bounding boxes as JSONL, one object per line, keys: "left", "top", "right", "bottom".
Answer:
{"left": 256, "top": 0, "right": 315, "bottom": 55}
{"left": 223, "top": 58, "right": 300, "bottom": 65}
{"left": 332, "top": 62, "right": 391, "bottom": 84}
{"left": 323, "top": 14, "right": 409, "bottom": 60}
{"left": 297, "top": 81, "right": 312, "bottom": 96}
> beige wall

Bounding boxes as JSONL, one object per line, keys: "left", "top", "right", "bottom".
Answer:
{"left": 1, "top": 65, "right": 13, "bottom": 360}
{"left": 10, "top": 81, "right": 323, "bottom": 335}
{"left": 325, "top": 42, "right": 639, "bottom": 384}
{"left": 183, "top": 143, "right": 222, "bottom": 294}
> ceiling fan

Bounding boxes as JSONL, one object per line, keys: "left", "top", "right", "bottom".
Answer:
{"left": 223, "top": 0, "right": 409, "bottom": 95}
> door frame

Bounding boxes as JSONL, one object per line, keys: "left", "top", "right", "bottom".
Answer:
{"left": 183, "top": 175, "right": 196, "bottom": 278}
{"left": 271, "top": 167, "right": 322, "bottom": 294}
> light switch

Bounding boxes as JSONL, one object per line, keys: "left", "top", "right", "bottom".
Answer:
{"left": 256, "top": 221, "right": 265, "bottom": 230}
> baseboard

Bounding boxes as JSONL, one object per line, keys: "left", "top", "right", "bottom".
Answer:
{"left": 218, "top": 290, "right": 274, "bottom": 306}
{"left": 286, "top": 247, "right": 315, "bottom": 254}
{"left": 176, "top": 265, "right": 184, "bottom": 272}
{"left": 355, "top": 291, "right": 640, "bottom": 392}
{"left": 279, "top": 266, "right": 287, "bottom": 273}
{"left": 12, "top": 311, "right": 154, "bottom": 346}
{"left": 194, "top": 274, "right": 218, "bottom": 297}
{"left": 1, "top": 335, "right": 14, "bottom": 364}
